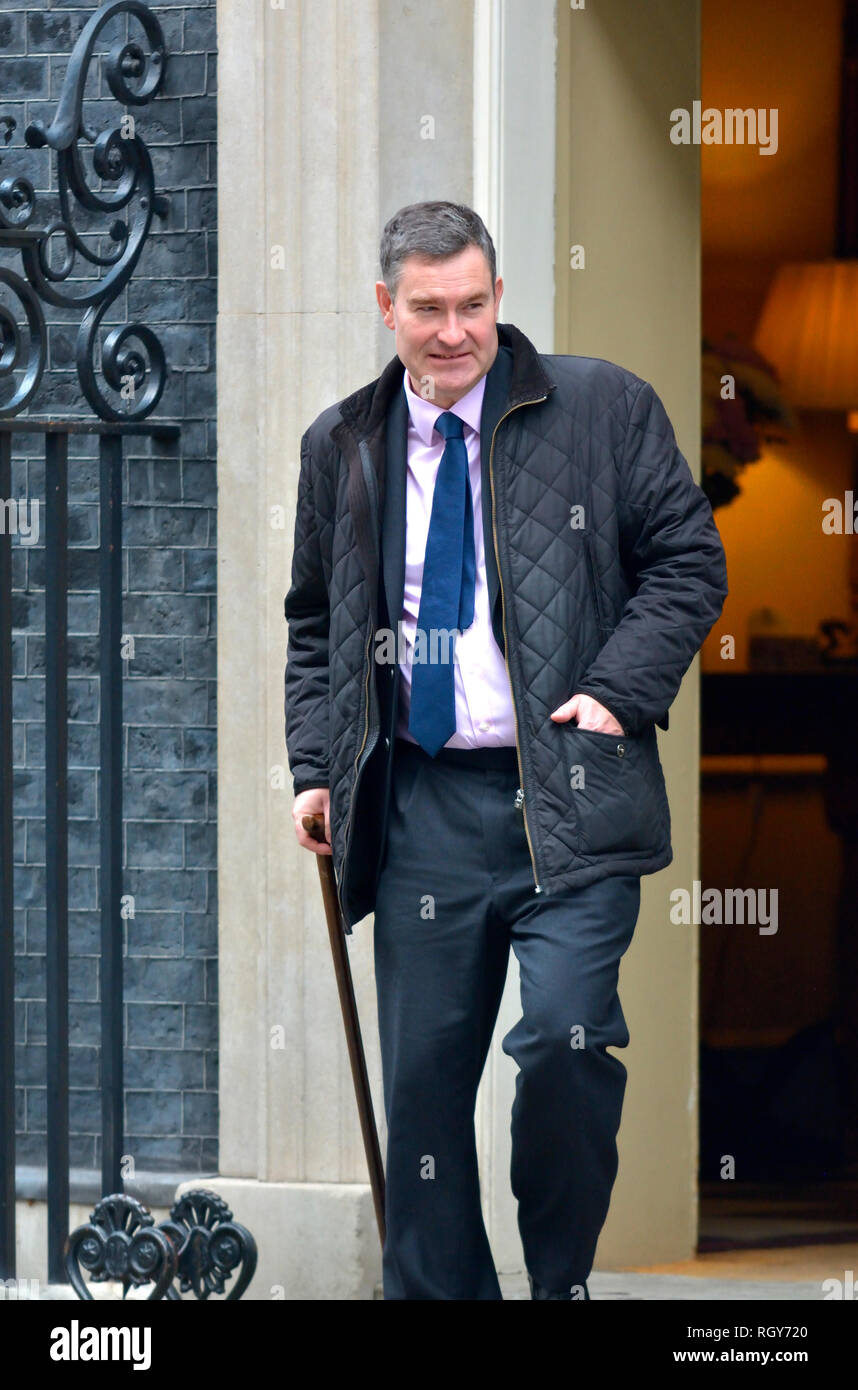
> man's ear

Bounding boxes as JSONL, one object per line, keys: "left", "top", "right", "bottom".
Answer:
{"left": 375, "top": 280, "right": 395, "bottom": 330}
{"left": 493, "top": 275, "right": 504, "bottom": 315}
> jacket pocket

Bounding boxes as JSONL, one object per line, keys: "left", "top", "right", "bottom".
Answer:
{"left": 563, "top": 724, "right": 668, "bottom": 857}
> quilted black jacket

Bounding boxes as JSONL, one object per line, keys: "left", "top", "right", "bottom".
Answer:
{"left": 284, "top": 322, "right": 728, "bottom": 932}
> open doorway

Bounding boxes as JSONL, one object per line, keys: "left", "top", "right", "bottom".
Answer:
{"left": 699, "top": 0, "right": 858, "bottom": 1257}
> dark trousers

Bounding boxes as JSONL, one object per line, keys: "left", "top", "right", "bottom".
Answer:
{"left": 372, "top": 736, "right": 642, "bottom": 1300}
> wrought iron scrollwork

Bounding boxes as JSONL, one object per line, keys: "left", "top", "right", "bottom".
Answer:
{"left": 65, "top": 1189, "right": 258, "bottom": 1300}
{"left": 65, "top": 1193, "right": 178, "bottom": 1301}
{"left": 0, "top": 0, "right": 171, "bottom": 420}
{"left": 159, "top": 1190, "right": 259, "bottom": 1301}
{"left": 0, "top": 261, "right": 46, "bottom": 415}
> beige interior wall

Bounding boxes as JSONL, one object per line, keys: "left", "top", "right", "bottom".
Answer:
{"left": 555, "top": 0, "right": 703, "bottom": 1264}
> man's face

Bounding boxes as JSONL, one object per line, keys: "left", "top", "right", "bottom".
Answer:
{"left": 375, "top": 245, "right": 504, "bottom": 407}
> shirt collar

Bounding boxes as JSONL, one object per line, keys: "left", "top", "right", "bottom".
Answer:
{"left": 402, "top": 365, "right": 487, "bottom": 446}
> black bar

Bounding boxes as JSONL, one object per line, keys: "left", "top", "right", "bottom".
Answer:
{"left": 0, "top": 432, "right": 15, "bottom": 1279}
{"left": 44, "top": 431, "right": 69, "bottom": 1285}
{"left": 99, "top": 435, "right": 124, "bottom": 1196}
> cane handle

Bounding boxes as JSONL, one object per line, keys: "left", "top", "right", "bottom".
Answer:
{"left": 301, "top": 811, "right": 328, "bottom": 844}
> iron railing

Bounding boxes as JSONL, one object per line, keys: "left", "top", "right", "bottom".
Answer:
{"left": 0, "top": 0, "right": 255, "bottom": 1298}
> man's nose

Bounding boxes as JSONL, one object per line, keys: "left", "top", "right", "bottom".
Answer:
{"left": 436, "top": 314, "right": 467, "bottom": 345}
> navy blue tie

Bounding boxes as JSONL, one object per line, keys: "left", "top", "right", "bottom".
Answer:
{"left": 407, "top": 411, "right": 476, "bottom": 756}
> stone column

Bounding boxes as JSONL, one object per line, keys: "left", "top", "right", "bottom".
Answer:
{"left": 554, "top": 0, "right": 703, "bottom": 1265}
{"left": 203, "top": 0, "right": 385, "bottom": 1300}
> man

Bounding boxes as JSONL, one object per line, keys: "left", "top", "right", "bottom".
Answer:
{"left": 284, "top": 201, "right": 728, "bottom": 1300}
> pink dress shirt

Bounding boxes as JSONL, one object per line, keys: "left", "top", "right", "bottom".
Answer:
{"left": 394, "top": 366, "right": 517, "bottom": 749}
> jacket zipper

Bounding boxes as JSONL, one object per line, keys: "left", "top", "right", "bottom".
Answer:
{"left": 487, "top": 394, "right": 548, "bottom": 894}
{"left": 336, "top": 441, "right": 382, "bottom": 927}
{"left": 337, "top": 617, "right": 375, "bottom": 926}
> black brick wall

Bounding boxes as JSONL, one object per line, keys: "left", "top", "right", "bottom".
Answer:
{"left": 1, "top": 0, "right": 219, "bottom": 1175}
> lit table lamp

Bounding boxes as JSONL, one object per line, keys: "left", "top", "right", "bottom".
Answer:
{"left": 753, "top": 260, "right": 858, "bottom": 423}
{"left": 753, "top": 259, "right": 858, "bottom": 650}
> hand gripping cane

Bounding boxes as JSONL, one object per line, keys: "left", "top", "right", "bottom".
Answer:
{"left": 301, "top": 813, "right": 386, "bottom": 1249}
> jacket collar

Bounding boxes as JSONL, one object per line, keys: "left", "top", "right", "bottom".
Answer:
{"left": 335, "top": 320, "right": 555, "bottom": 442}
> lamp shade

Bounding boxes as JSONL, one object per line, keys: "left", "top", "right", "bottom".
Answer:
{"left": 752, "top": 260, "right": 858, "bottom": 410}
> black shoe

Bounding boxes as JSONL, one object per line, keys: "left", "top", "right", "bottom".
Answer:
{"left": 528, "top": 1273, "right": 590, "bottom": 1300}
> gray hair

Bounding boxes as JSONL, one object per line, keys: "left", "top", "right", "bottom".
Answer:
{"left": 379, "top": 201, "right": 497, "bottom": 299}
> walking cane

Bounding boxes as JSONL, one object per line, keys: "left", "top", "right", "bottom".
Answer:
{"left": 301, "top": 812, "right": 386, "bottom": 1249}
